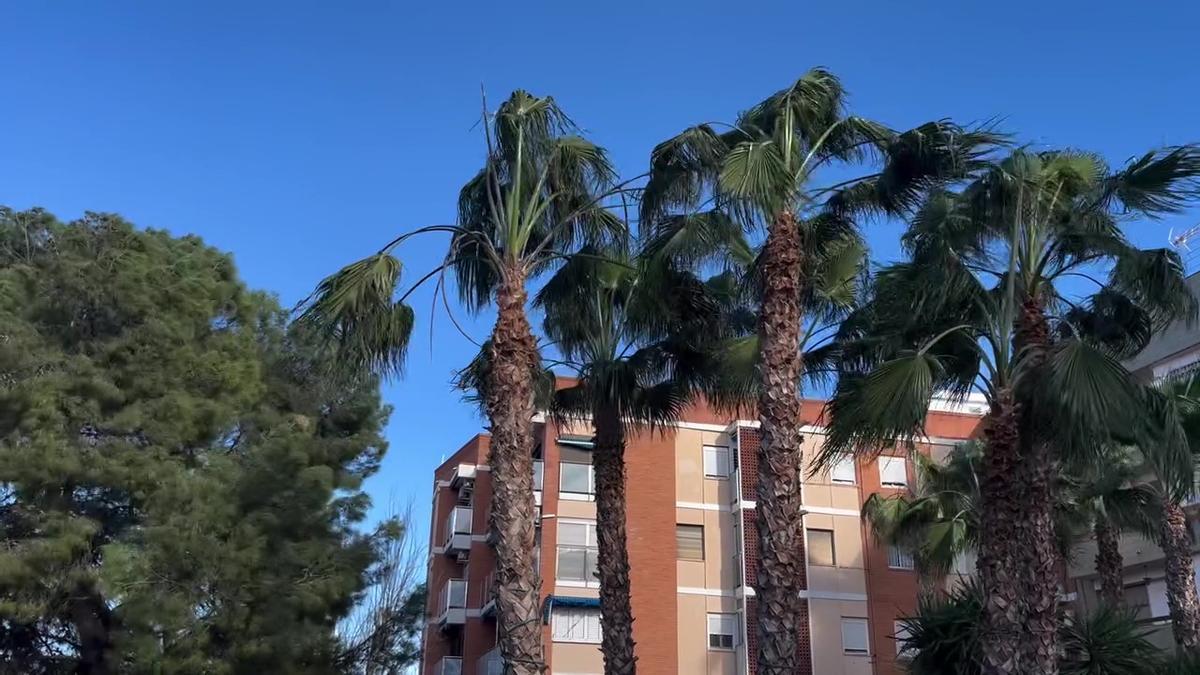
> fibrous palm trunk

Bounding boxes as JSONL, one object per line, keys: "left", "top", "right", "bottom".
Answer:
{"left": 1094, "top": 519, "right": 1124, "bottom": 607}
{"left": 1158, "top": 501, "right": 1200, "bottom": 652}
{"left": 754, "top": 210, "right": 808, "bottom": 675}
{"left": 977, "top": 389, "right": 1023, "bottom": 675}
{"left": 1014, "top": 296, "right": 1059, "bottom": 675}
{"left": 1017, "top": 451, "right": 1059, "bottom": 674}
{"left": 485, "top": 267, "right": 546, "bottom": 675}
{"left": 592, "top": 405, "right": 637, "bottom": 675}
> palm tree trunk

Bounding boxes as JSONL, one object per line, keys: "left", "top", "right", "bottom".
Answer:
{"left": 484, "top": 266, "right": 546, "bottom": 675}
{"left": 1014, "top": 295, "right": 1059, "bottom": 675}
{"left": 1017, "top": 451, "right": 1059, "bottom": 674}
{"left": 592, "top": 405, "right": 637, "bottom": 675}
{"left": 1095, "top": 519, "right": 1124, "bottom": 607}
{"left": 1158, "top": 500, "right": 1200, "bottom": 652}
{"left": 754, "top": 209, "right": 808, "bottom": 675}
{"left": 977, "top": 389, "right": 1024, "bottom": 675}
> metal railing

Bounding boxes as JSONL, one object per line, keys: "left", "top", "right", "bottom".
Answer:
{"left": 477, "top": 648, "right": 502, "bottom": 675}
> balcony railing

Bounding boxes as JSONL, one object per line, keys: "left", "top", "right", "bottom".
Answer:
{"left": 443, "top": 506, "right": 473, "bottom": 552}
{"left": 533, "top": 460, "right": 544, "bottom": 506}
{"left": 477, "top": 648, "right": 502, "bottom": 675}
{"left": 435, "top": 656, "right": 463, "bottom": 675}
{"left": 437, "top": 578, "right": 467, "bottom": 625}
{"left": 476, "top": 570, "right": 497, "bottom": 616}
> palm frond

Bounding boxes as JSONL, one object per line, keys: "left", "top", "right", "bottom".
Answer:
{"left": 640, "top": 124, "right": 731, "bottom": 220}
{"left": 297, "top": 253, "right": 415, "bottom": 377}
{"left": 718, "top": 140, "right": 791, "bottom": 216}
{"left": 1103, "top": 145, "right": 1200, "bottom": 215}
{"left": 818, "top": 351, "right": 942, "bottom": 468}
{"left": 639, "top": 209, "right": 754, "bottom": 269}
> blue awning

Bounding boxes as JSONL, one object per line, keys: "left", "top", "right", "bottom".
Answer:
{"left": 542, "top": 594, "right": 600, "bottom": 623}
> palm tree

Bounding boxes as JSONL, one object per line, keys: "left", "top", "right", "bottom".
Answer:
{"left": 639, "top": 68, "right": 1000, "bottom": 673}
{"left": 526, "top": 245, "right": 745, "bottom": 675}
{"left": 1138, "top": 376, "right": 1200, "bottom": 651}
{"left": 866, "top": 442, "right": 1158, "bottom": 609}
{"left": 1072, "top": 445, "right": 1158, "bottom": 608}
{"left": 300, "top": 91, "right": 625, "bottom": 674}
{"left": 820, "top": 145, "right": 1199, "bottom": 674}
{"left": 863, "top": 445, "right": 982, "bottom": 592}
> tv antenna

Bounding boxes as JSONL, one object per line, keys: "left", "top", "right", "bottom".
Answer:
{"left": 1170, "top": 224, "right": 1200, "bottom": 272}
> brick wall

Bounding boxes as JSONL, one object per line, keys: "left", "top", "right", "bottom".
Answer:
{"left": 625, "top": 428, "right": 679, "bottom": 673}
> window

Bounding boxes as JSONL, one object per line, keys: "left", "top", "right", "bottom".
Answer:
{"left": 560, "top": 462, "right": 594, "bottom": 498}
{"left": 707, "top": 613, "right": 737, "bottom": 650}
{"left": 807, "top": 528, "right": 835, "bottom": 566}
{"left": 557, "top": 522, "right": 598, "bottom": 583}
{"left": 830, "top": 454, "right": 856, "bottom": 484}
{"left": 841, "top": 618, "right": 869, "bottom": 655}
{"left": 888, "top": 546, "right": 915, "bottom": 570}
{"left": 879, "top": 456, "right": 908, "bottom": 487}
{"left": 703, "top": 445, "right": 731, "bottom": 478}
{"left": 894, "top": 620, "right": 915, "bottom": 657}
{"left": 552, "top": 607, "right": 602, "bottom": 643}
{"left": 677, "top": 524, "right": 705, "bottom": 561}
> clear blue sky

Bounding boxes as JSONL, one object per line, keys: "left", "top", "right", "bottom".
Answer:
{"left": 4, "top": 1, "right": 1199, "bottom": 545}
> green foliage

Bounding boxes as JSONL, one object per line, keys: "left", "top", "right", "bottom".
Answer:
{"left": 899, "top": 583, "right": 1164, "bottom": 675}
{"left": 1060, "top": 606, "right": 1163, "bottom": 675}
{"left": 0, "top": 208, "right": 415, "bottom": 673}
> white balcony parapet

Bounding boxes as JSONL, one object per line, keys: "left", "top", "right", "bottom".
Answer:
{"left": 435, "top": 656, "right": 463, "bottom": 675}
{"left": 436, "top": 578, "right": 468, "bottom": 626}
{"left": 443, "top": 506, "right": 473, "bottom": 553}
{"left": 450, "top": 464, "right": 477, "bottom": 488}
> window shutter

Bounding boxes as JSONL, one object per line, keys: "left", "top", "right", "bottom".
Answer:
{"left": 703, "top": 445, "right": 730, "bottom": 478}
{"left": 831, "top": 455, "right": 856, "bottom": 483}
{"left": 841, "top": 618, "right": 869, "bottom": 654}
{"left": 676, "top": 524, "right": 705, "bottom": 560}
{"left": 879, "top": 456, "right": 907, "bottom": 486}
{"left": 807, "top": 529, "right": 836, "bottom": 566}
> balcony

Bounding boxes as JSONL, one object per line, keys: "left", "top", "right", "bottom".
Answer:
{"left": 478, "top": 570, "right": 497, "bottom": 617}
{"left": 443, "top": 506, "right": 473, "bottom": 553}
{"left": 450, "top": 463, "right": 477, "bottom": 488}
{"left": 533, "top": 459, "right": 544, "bottom": 507}
{"left": 434, "top": 656, "right": 463, "bottom": 675}
{"left": 436, "top": 578, "right": 468, "bottom": 626}
{"left": 477, "top": 648, "right": 503, "bottom": 675}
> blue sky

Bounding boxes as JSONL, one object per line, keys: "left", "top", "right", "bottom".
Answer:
{"left": 4, "top": 1, "right": 1199, "bottom": 545}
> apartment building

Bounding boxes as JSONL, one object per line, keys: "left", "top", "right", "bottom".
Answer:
{"left": 421, "top": 400, "right": 984, "bottom": 675}
{"left": 1067, "top": 271, "right": 1200, "bottom": 650}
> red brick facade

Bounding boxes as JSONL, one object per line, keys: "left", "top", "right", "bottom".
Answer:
{"left": 421, "top": 403, "right": 982, "bottom": 675}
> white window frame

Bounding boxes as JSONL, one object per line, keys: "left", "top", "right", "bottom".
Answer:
{"left": 888, "top": 545, "right": 915, "bottom": 570}
{"left": 879, "top": 456, "right": 908, "bottom": 487}
{"left": 559, "top": 461, "right": 595, "bottom": 501}
{"left": 830, "top": 454, "right": 856, "bottom": 484}
{"left": 551, "top": 606, "right": 602, "bottom": 644}
{"left": 703, "top": 445, "right": 731, "bottom": 479}
{"left": 707, "top": 613, "right": 737, "bottom": 651}
{"left": 841, "top": 617, "right": 870, "bottom": 655}
{"left": 556, "top": 520, "right": 599, "bottom": 587}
